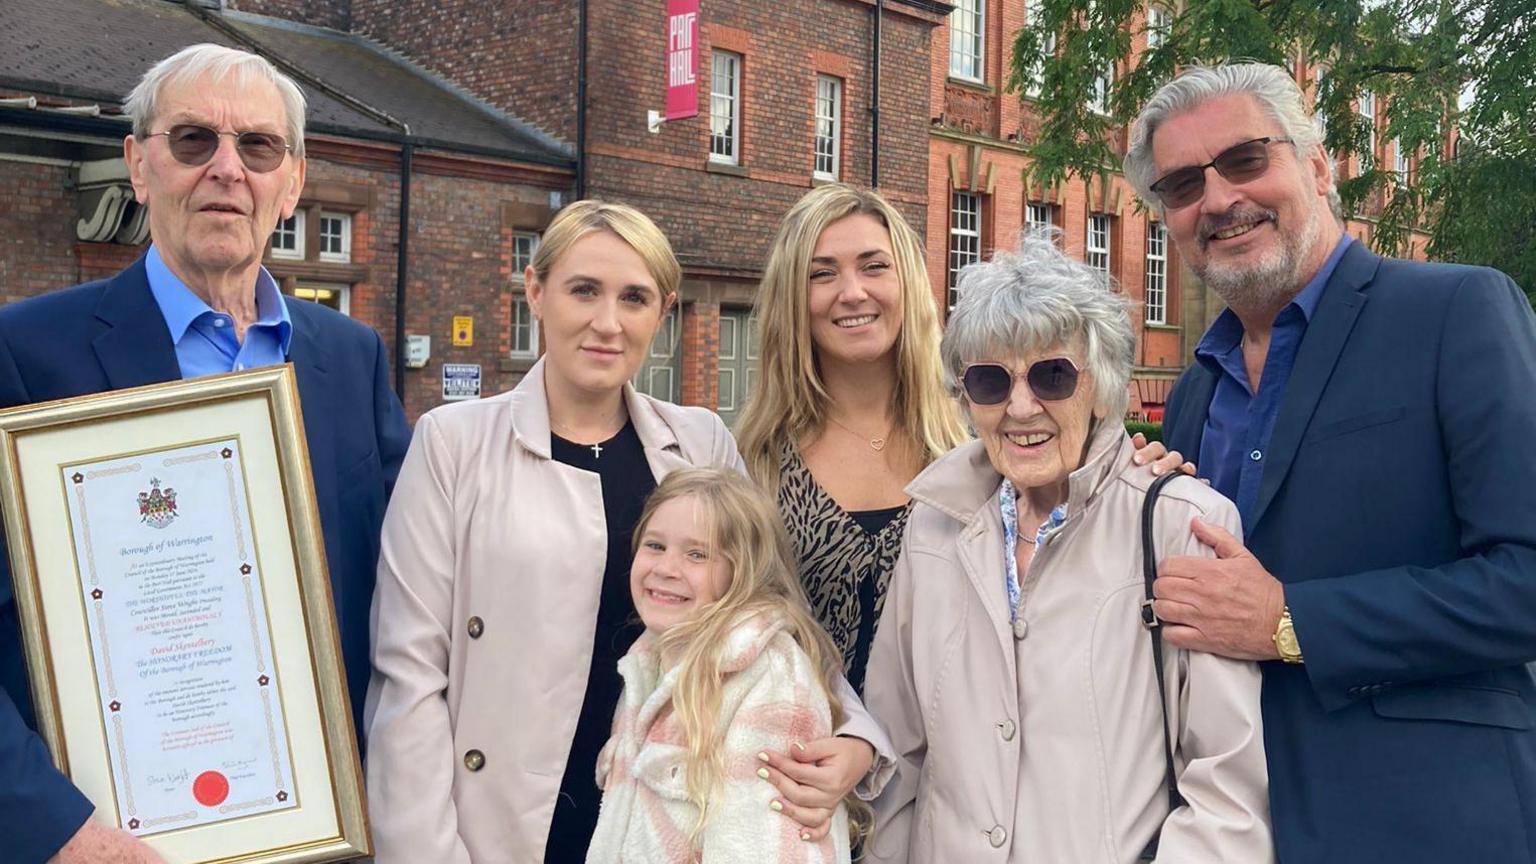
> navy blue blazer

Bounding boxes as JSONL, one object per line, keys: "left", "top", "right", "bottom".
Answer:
{"left": 0, "top": 256, "right": 411, "bottom": 863}
{"left": 1164, "top": 241, "right": 1536, "bottom": 863}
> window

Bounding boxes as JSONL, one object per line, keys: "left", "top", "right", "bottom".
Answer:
{"left": 634, "top": 306, "right": 681, "bottom": 402}
{"left": 1145, "top": 221, "right": 1167, "bottom": 324}
{"left": 1025, "top": 202, "right": 1053, "bottom": 235}
{"left": 947, "top": 192, "right": 981, "bottom": 311}
{"left": 1147, "top": 4, "right": 1171, "bottom": 49}
{"left": 510, "top": 230, "right": 541, "bottom": 358}
{"left": 291, "top": 282, "right": 350, "bottom": 315}
{"left": 1393, "top": 139, "right": 1411, "bottom": 185}
{"left": 318, "top": 211, "right": 351, "bottom": 263}
{"left": 1090, "top": 64, "right": 1114, "bottom": 116}
{"left": 814, "top": 75, "right": 842, "bottom": 180}
{"left": 1087, "top": 214, "right": 1111, "bottom": 278}
{"left": 1358, "top": 89, "right": 1377, "bottom": 171}
{"left": 270, "top": 211, "right": 305, "bottom": 260}
{"left": 1024, "top": 0, "right": 1057, "bottom": 96}
{"left": 710, "top": 51, "right": 742, "bottom": 164}
{"left": 949, "top": 0, "right": 984, "bottom": 82}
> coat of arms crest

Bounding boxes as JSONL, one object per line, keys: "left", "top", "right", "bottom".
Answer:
{"left": 137, "top": 478, "right": 178, "bottom": 529}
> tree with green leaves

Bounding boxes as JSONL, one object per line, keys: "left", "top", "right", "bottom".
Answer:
{"left": 1007, "top": 0, "right": 1535, "bottom": 305}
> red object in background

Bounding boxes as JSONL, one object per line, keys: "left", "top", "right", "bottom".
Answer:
{"left": 1145, "top": 406, "right": 1165, "bottom": 422}
{"left": 665, "top": 0, "right": 700, "bottom": 120}
{"left": 193, "top": 770, "right": 230, "bottom": 807}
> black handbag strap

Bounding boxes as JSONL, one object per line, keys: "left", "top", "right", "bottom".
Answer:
{"left": 1138, "top": 471, "right": 1186, "bottom": 861}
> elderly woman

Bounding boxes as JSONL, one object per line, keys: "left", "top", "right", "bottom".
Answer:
{"left": 862, "top": 234, "right": 1273, "bottom": 863}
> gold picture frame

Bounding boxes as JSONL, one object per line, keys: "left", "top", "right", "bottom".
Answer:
{"left": 0, "top": 366, "right": 369, "bottom": 863}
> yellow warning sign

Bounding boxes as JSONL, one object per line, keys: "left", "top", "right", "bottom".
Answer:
{"left": 452, "top": 316, "right": 473, "bottom": 347}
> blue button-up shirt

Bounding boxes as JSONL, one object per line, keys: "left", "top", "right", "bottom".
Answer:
{"left": 1196, "top": 235, "right": 1352, "bottom": 528}
{"left": 145, "top": 244, "right": 292, "bottom": 378}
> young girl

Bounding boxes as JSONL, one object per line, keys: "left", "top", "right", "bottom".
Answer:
{"left": 586, "top": 468, "right": 864, "bottom": 864}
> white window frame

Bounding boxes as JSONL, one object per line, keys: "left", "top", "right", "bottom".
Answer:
{"left": 510, "top": 230, "right": 541, "bottom": 358}
{"left": 710, "top": 51, "right": 742, "bottom": 164}
{"left": 1146, "top": 4, "right": 1171, "bottom": 49}
{"left": 270, "top": 210, "right": 305, "bottom": 260}
{"left": 814, "top": 75, "right": 842, "bottom": 180}
{"left": 1145, "top": 221, "right": 1167, "bottom": 325}
{"left": 291, "top": 281, "right": 350, "bottom": 315}
{"left": 1393, "top": 138, "right": 1411, "bottom": 185}
{"left": 1358, "top": 89, "right": 1377, "bottom": 171}
{"left": 1025, "top": 202, "right": 1053, "bottom": 235}
{"left": 1024, "top": 0, "right": 1057, "bottom": 96}
{"left": 1087, "top": 214, "right": 1111, "bottom": 278}
{"left": 317, "top": 211, "right": 352, "bottom": 263}
{"left": 949, "top": 0, "right": 985, "bottom": 83}
{"left": 1090, "top": 64, "right": 1114, "bottom": 116}
{"left": 948, "top": 192, "right": 981, "bottom": 311}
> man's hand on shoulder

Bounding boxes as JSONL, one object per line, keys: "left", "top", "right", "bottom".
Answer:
{"left": 1153, "top": 518, "right": 1288, "bottom": 661}
{"left": 49, "top": 818, "right": 166, "bottom": 864}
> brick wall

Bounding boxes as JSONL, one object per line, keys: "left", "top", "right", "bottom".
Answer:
{"left": 347, "top": 0, "right": 578, "bottom": 146}
{"left": 0, "top": 162, "right": 83, "bottom": 304}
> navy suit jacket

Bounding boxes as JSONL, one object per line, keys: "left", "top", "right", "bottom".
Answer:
{"left": 1165, "top": 241, "right": 1536, "bottom": 863}
{"left": 0, "top": 256, "right": 410, "bottom": 863}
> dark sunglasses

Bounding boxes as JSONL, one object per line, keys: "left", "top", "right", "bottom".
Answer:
{"left": 961, "top": 358, "right": 1080, "bottom": 405}
{"left": 142, "top": 124, "right": 293, "bottom": 173}
{"left": 1148, "top": 136, "right": 1293, "bottom": 209}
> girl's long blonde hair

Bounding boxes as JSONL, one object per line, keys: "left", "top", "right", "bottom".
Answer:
{"left": 736, "top": 183, "right": 968, "bottom": 487}
{"left": 634, "top": 468, "right": 872, "bottom": 845}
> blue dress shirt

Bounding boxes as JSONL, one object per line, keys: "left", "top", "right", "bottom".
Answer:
{"left": 145, "top": 244, "right": 292, "bottom": 378}
{"left": 1195, "top": 235, "right": 1352, "bottom": 529}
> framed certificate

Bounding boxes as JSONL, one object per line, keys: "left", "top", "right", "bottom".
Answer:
{"left": 0, "top": 366, "right": 369, "bottom": 863}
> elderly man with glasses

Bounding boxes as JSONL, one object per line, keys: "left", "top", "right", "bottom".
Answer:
{"left": 1129, "top": 63, "right": 1536, "bottom": 863}
{"left": 0, "top": 44, "right": 409, "bottom": 863}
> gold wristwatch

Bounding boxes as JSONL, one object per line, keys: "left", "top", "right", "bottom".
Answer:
{"left": 1273, "top": 606, "right": 1303, "bottom": 664}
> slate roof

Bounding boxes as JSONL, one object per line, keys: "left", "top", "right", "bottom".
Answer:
{"left": 0, "top": 0, "right": 570, "bottom": 164}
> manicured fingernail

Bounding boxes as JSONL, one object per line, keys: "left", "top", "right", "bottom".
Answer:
{"left": 757, "top": 767, "right": 770, "bottom": 780}
{"left": 769, "top": 800, "right": 783, "bottom": 812}
{"left": 801, "top": 830, "right": 812, "bottom": 842}
{"left": 1133, "top": 454, "right": 1145, "bottom": 464}
{"left": 792, "top": 741, "right": 806, "bottom": 752}
{"left": 757, "top": 751, "right": 770, "bottom": 762}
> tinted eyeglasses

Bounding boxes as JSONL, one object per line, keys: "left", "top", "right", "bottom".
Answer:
{"left": 142, "top": 124, "right": 293, "bottom": 173}
{"left": 1148, "top": 137, "right": 1293, "bottom": 209}
{"left": 961, "top": 358, "right": 1080, "bottom": 405}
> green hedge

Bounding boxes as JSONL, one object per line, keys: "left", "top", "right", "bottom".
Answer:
{"left": 1125, "top": 420, "right": 1163, "bottom": 443}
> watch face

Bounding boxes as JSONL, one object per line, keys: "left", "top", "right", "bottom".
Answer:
{"left": 1276, "top": 627, "right": 1300, "bottom": 657}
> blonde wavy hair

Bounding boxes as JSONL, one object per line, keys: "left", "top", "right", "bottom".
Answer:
{"left": 634, "top": 468, "right": 872, "bottom": 846}
{"left": 736, "top": 184, "right": 967, "bottom": 487}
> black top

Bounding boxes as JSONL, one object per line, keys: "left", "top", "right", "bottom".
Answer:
{"left": 544, "top": 421, "right": 654, "bottom": 863}
{"left": 847, "top": 504, "right": 907, "bottom": 537}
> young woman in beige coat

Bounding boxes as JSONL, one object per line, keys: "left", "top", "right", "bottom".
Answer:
{"left": 364, "top": 200, "right": 891, "bottom": 863}
{"left": 863, "top": 234, "right": 1273, "bottom": 863}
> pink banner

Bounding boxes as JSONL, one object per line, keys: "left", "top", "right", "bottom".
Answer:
{"left": 665, "top": 0, "right": 700, "bottom": 121}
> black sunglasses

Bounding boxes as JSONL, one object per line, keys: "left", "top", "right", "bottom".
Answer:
{"left": 961, "top": 358, "right": 1080, "bottom": 405}
{"left": 1148, "top": 136, "right": 1293, "bottom": 209}
{"left": 142, "top": 124, "right": 293, "bottom": 173}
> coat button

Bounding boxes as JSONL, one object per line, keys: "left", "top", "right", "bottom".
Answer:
{"left": 467, "top": 616, "right": 484, "bottom": 639}
{"left": 463, "top": 749, "right": 485, "bottom": 772}
{"left": 999, "top": 720, "right": 1017, "bottom": 742}
{"left": 1012, "top": 617, "right": 1028, "bottom": 640}
{"left": 988, "top": 825, "right": 1007, "bottom": 848}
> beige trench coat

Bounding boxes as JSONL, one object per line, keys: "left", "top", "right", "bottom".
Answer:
{"left": 364, "top": 360, "right": 891, "bottom": 863}
{"left": 863, "top": 417, "right": 1273, "bottom": 863}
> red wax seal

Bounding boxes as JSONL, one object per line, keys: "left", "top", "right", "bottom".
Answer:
{"left": 193, "top": 770, "right": 230, "bottom": 807}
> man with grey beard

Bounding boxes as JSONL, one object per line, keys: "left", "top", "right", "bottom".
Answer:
{"left": 1127, "top": 63, "right": 1536, "bottom": 863}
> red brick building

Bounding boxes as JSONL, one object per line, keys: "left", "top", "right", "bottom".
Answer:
{"left": 296, "top": 0, "right": 952, "bottom": 425}
{"left": 927, "top": 0, "right": 1191, "bottom": 419}
{"left": 0, "top": 0, "right": 574, "bottom": 420}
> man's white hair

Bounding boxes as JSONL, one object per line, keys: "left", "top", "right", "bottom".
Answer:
{"left": 123, "top": 43, "right": 307, "bottom": 157}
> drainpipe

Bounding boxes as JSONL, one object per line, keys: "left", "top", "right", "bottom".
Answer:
{"left": 871, "top": 0, "right": 883, "bottom": 188}
{"left": 394, "top": 144, "right": 413, "bottom": 397}
{"left": 576, "top": 0, "right": 589, "bottom": 198}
